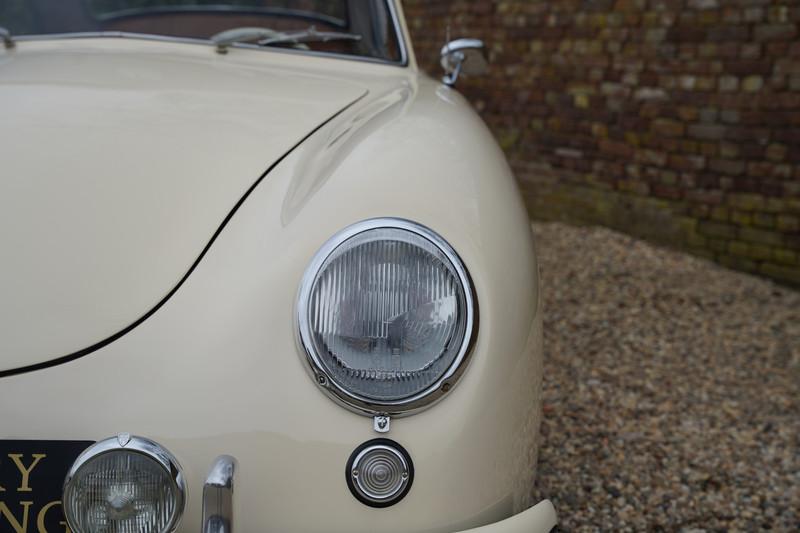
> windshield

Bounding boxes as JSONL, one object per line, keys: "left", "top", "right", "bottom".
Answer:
{"left": 0, "top": 0, "right": 404, "bottom": 62}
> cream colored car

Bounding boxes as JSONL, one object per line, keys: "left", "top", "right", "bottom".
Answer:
{"left": 0, "top": 1, "right": 556, "bottom": 532}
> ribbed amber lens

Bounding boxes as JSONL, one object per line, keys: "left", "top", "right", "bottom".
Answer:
{"left": 307, "top": 227, "right": 468, "bottom": 402}
{"left": 64, "top": 451, "right": 178, "bottom": 533}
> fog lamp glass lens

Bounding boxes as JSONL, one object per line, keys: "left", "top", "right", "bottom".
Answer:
{"left": 64, "top": 450, "right": 180, "bottom": 533}
{"left": 306, "top": 226, "right": 470, "bottom": 402}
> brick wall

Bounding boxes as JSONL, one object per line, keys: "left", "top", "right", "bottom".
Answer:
{"left": 403, "top": 0, "right": 800, "bottom": 286}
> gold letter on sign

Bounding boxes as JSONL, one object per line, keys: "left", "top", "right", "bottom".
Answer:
{"left": 0, "top": 501, "right": 33, "bottom": 533}
{"left": 37, "top": 500, "right": 72, "bottom": 533}
{"left": 8, "top": 453, "right": 46, "bottom": 492}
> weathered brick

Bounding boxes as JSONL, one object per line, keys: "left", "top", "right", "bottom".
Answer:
{"left": 731, "top": 210, "right": 753, "bottom": 226}
{"left": 786, "top": 199, "right": 800, "bottom": 214}
{"left": 764, "top": 198, "right": 786, "bottom": 213}
{"left": 688, "top": 123, "right": 727, "bottom": 140}
{"left": 718, "top": 254, "right": 758, "bottom": 272}
{"left": 651, "top": 118, "right": 685, "bottom": 137}
{"left": 728, "top": 240, "right": 750, "bottom": 257}
{"left": 708, "top": 25, "right": 749, "bottom": 42}
{"left": 698, "top": 220, "right": 738, "bottom": 239}
{"left": 742, "top": 75, "right": 765, "bottom": 92}
{"left": 634, "top": 87, "right": 669, "bottom": 100}
{"left": 699, "top": 107, "right": 719, "bottom": 123}
{"left": 725, "top": 59, "right": 771, "bottom": 76}
{"left": 688, "top": 0, "right": 718, "bottom": 9}
{"left": 653, "top": 184, "right": 682, "bottom": 200}
{"left": 686, "top": 232, "right": 708, "bottom": 247}
{"left": 728, "top": 193, "right": 766, "bottom": 211}
{"left": 765, "top": 143, "right": 788, "bottom": 162}
{"left": 786, "top": 181, "right": 800, "bottom": 196}
{"left": 741, "top": 43, "right": 761, "bottom": 58}
{"left": 599, "top": 139, "right": 635, "bottom": 158}
{"left": 767, "top": 6, "right": 790, "bottom": 23}
{"left": 691, "top": 204, "right": 712, "bottom": 219}
{"left": 777, "top": 214, "right": 800, "bottom": 232}
{"left": 574, "top": 94, "right": 590, "bottom": 108}
{"left": 760, "top": 263, "right": 800, "bottom": 285}
{"left": 709, "top": 239, "right": 729, "bottom": 253}
{"left": 740, "top": 227, "right": 785, "bottom": 246}
{"left": 753, "top": 212, "right": 776, "bottom": 228}
{"left": 718, "top": 75, "right": 739, "bottom": 91}
{"left": 637, "top": 149, "right": 668, "bottom": 166}
{"left": 743, "top": 8, "right": 765, "bottom": 24}
{"left": 555, "top": 148, "right": 585, "bottom": 159}
{"left": 677, "top": 106, "right": 700, "bottom": 121}
{"left": 774, "top": 249, "right": 798, "bottom": 265}
{"left": 710, "top": 206, "right": 729, "bottom": 221}
{"left": 720, "top": 109, "right": 740, "bottom": 124}
{"left": 671, "top": 155, "right": 707, "bottom": 171}
{"left": 709, "top": 158, "right": 746, "bottom": 175}
{"left": 754, "top": 23, "right": 798, "bottom": 42}
{"left": 747, "top": 243, "right": 774, "bottom": 261}
{"left": 719, "top": 142, "right": 740, "bottom": 158}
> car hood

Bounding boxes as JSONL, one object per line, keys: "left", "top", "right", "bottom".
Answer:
{"left": 0, "top": 40, "right": 366, "bottom": 374}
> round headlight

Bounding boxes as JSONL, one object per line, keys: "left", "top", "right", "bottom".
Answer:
{"left": 298, "top": 218, "right": 476, "bottom": 414}
{"left": 63, "top": 435, "right": 186, "bottom": 533}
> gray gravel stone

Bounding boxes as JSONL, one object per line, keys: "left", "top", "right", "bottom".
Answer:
{"left": 529, "top": 222, "right": 799, "bottom": 532}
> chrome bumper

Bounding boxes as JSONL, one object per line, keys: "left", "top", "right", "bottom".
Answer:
{"left": 200, "top": 456, "right": 556, "bottom": 533}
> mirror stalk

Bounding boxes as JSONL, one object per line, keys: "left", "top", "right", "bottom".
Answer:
{"left": 440, "top": 38, "right": 487, "bottom": 87}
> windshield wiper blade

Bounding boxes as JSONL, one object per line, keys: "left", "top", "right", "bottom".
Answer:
{"left": 212, "top": 25, "right": 360, "bottom": 55}
{"left": 259, "top": 26, "right": 361, "bottom": 46}
{"left": 212, "top": 27, "right": 278, "bottom": 53}
{"left": 0, "top": 26, "right": 15, "bottom": 50}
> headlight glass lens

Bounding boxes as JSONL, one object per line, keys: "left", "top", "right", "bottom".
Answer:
{"left": 64, "top": 442, "right": 184, "bottom": 533}
{"left": 301, "top": 221, "right": 474, "bottom": 406}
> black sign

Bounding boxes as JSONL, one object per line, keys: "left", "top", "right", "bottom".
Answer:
{"left": 0, "top": 441, "right": 93, "bottom": 533}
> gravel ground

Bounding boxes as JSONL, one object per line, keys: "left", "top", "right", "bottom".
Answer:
{"left": 529, "top": 222, "right": 800, "bottom": 532}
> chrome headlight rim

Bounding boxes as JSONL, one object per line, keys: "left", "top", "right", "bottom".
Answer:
{"left": 297, "top": 217, "right": 477, "bottom": 417}
{"left": 63, "top": 434, "right": 187, "bottom": 533}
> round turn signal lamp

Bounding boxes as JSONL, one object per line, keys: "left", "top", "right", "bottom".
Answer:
{"left": 346, "top": 439, "right": 413, "bottom": 508}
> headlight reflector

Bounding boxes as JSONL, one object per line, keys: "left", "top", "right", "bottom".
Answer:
{"left": 299, "top": 219, "right": 475, "bottom": 413}
{"left": 63, "top": 435, "right": 185, "bottom": 533}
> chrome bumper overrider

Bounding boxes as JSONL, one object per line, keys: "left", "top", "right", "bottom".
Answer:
{"left": 200, "top": 455, "right": 556, "bottom": 533}
{"left": 202, "top": 456, "right": 237, "bottom": 533}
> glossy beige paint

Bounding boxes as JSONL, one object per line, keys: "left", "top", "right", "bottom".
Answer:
{"left": 0, "top": 32, "right": 549, "bottom": 533}
{"left": 0, "top": 38, "right": 365, "bottom": 371}
{"left": 460, "top": 501, "right": 557, "bottom": 533}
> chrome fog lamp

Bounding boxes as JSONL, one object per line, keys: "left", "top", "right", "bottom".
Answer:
{"left": 63, "top": 434, "right": 186, "bottom": 533}
{"left": 298, "top": 218, "right": 476, "bottom": 415}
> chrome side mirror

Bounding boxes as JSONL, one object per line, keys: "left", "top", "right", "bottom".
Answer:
{"left": 0, "top": 26, "right": 15, "bottom": 50}
{"left": 440, "top": 38, "right": 488, "bottom": 87}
